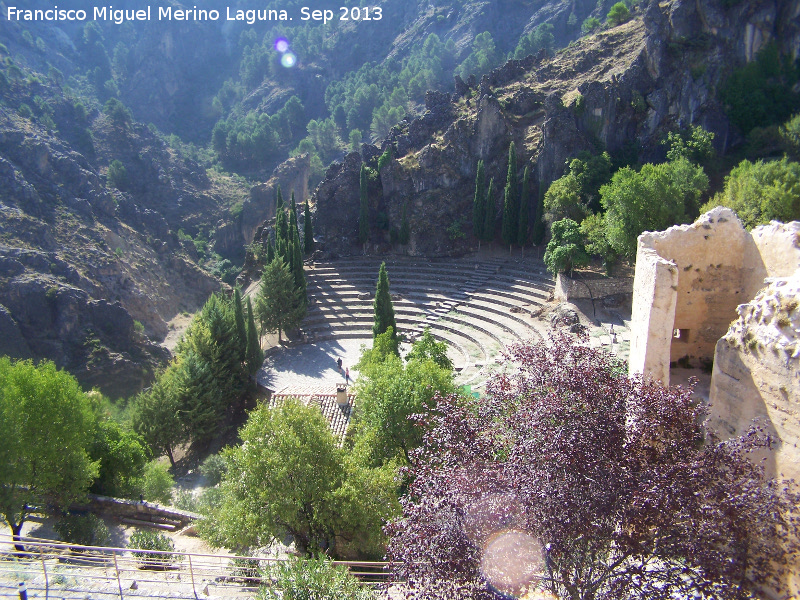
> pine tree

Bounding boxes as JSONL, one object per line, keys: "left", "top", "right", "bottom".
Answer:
{"left": 303, "top": 198, "right": 314, "bottom": 255}
{"left": 518, "top": 166, "right": 530, "bottom": 249}
{"left": 399, "top": 202, "right": 410, "bottom": 246}
{"left": 472, "top": 160, "right": 486, "bottom": 248}
{"left": 233, "top": 287, "right": 247, "bottom": 363}
{"left": 373, "top": 262, "right": 397, "bottom": 343}
{"left": 255, "top": 258, "right": 305, "bottom": 344}
{"left": 359, "top": 164, "right": 369, "bottom": 249}
{"left": 501, "top": 142, "right": 518, "bottom": 252}
{"left": 483, "top": 177, "right": 496, "bottom": 244}
{"left": 245, "top": 296, "right": 263, "bottom": 376}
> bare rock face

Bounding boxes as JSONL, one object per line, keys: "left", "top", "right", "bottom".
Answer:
{"left": 0, "top": 106, "right": 225, "bottom": 398}
{"left": 215, "top": 153, "right": 312, "bottom": 257}
{"left": 309, "top": 0, "right": 800, "bottom": 258}
{"left": 709, "top": 274, "right": 800, "bottom": 482}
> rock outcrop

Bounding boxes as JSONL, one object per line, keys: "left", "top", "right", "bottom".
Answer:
{"left": 308, "top": 0, "right": 800, "bottom": 258}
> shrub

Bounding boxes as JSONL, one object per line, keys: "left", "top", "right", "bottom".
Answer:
{"left": 582, "top": 17, "right": 601, "bottom": 34}
{"left": 606, "top": 2, "right": 631, "bottom": 26}
{"left": 107, "top": 160, "right": 128, "bottom": 190}
{"left": 141, "top": 460, "right": 174, "bottom": 505}
{"left": 54, "top": 514, "right": 110, "bottom": 548}
{"left": 258, "top": 555, "right": 374, "bottom": 600}
{"left": 129, "top": 529, "right": 179, "bottom": 569}
{"left": 199, "top": 453, "right": 227, "bottom": 486}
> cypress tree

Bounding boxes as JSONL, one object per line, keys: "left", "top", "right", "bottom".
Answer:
{"left": 359, "top": 164, "right": 369, "bottom": 249}
{"left": 532, "top": 186, "right": 546, "bottom": 246}
{"left": 501, "top": 142, "right": 518, "bottom": 252}
{"left": 291, "top": 225, "right": 306, "bottom": 304}
{"left": 276, "top": 185, "right": 288, "bottom": 260}
{"left": 399, "top": 202, "right": 410, "bottom": 246}
{"left": 245, "top": 296, "right": 263, "bottom": 376}
{"left": 267, "top": 238, "right": 275, "bottom": 264}
{"left": 472, "top": 160, "right": 486, "bottom": 248}
{"left": 518, "top": 166, "right": 530, "bottom": 249}
{"left": 233, "top": 287, "right": 247, "bottom": 362}
{"left": 373, "top": 262, "right": 397, "bottom": 343}
{"left": 483, "top": 177, "right": 496, "bottom": 243}
{"left": 303, "top": 198, "right": 314, "bottom": 255}
{"left": 289, "top": 191, "right": 299, "bottom": 242}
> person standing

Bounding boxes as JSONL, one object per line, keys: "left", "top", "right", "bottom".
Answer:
{"left": 345, "top": 367, "right": 350, "bottom": 384}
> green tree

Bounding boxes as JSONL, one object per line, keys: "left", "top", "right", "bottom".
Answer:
{"left": 517, "top": 166, "right": 530, "bottom": 247}
{"left": 256, "top": 258, "right": 306, "bottom": 343}
{"left": 141, "top": 460, "right": 174, "bottom": 505}
{"left": 580, "top": 212, "right": 617, "bottom": 273}
{"left": 233, "top": 287, "right": 247, "bottom": 363}
{"left": 601, "top": 157, "right": 708, "bottom": 259}
{"left": 607, "top": 2, "right": 631, "bottom": 26}
{"left": 665, "top": 125, "right": 715, "bottom": 166}
{"left": 303, "top": 198, "right": 314, "bottom": 255}
{"left": 483, "top": 178, "right": 497, "bottom": 243}
{"left": 403, "top": 327, "right": 453, "bottom": 371}
{"left": 102, "top": 97, "right": 131, "bottom": 125}
{"left": 373, "top": 262, "right": 397, "bottom": 344}
{"left": 399, "top": 203, "right": 410, "bottom": 246}
{"left": 0, "top": 358, "right": 99, "bottom": 543}
{"left": 130, "top": 365, "right": 188, "bottom": 466}
{"left": 701, "top": 157, "right": 800, "bottom": 228}
{"left": 472, "top": 160, "right": 486, "bottom": 247}
{"left": 457, "top": 32, "right": 500, "bottom": 80}
{"left": 245, "top": 296, "right": 264, "bottom": 377}
{"left": 204, "top": 398, "right": 396, "bottom": 556}
{"left": 353, "top": 337, "right": 454, "bottom": 466}
{"left": 259, "top": 555, "right": 376, "bottom": 600}
{"left": 89, "top": 418, "right": 149, "bottom": 499}
{"left": 359, "top": 164, "right": 370, "bottom": 248}
{"left": 512, "top": 23, "right": 555, "bottom": 60}
{"left": 107, "top": 159, "right": 128, "bottom": 190}
{"left": 532, "top": 189, "right": 546, "bottom": 245}
{"left": 582, "top": 17, "right": 601, "bottom": 34}
{"left": 502, "top": 142, "right": 519, "bottom": 251}
{"left": 544, "top": 218, "right": 590, "bottom": 275}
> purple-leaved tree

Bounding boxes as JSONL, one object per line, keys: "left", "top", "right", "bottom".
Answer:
{"left": 386, "top": 333, "right": 800, "bottom": 600}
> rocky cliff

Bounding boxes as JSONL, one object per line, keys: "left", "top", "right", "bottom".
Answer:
{"left": 0, "top": 88, "right": 239, "bottom": 397}
{"left": 308, "top": 0, "right": 800, "bottom": 257}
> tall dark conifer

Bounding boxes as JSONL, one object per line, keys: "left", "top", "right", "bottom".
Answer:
{"left": 483, "top": 178, "right": 496, "bottom": 244}
{"left": 532, "top": 187, "right": 546, "bottom": 246}
{"left": 303, "top": 198, "right": 314, "bottom": 255}
{"left": 399, "top": 202, "right": 410, "bottom": 246}
{"left": 289, "top": 191, "right": 299, "bottom": 241}
{"left": 291, "top": 225, "right": 306, "bottom": 304}
{"left": 501, "top": 142, "right": 518, "bottom": 251}
{"left": 233, "top": 287, "right": 247, "bottom": 362}
{"left": 267, "top": 238, "right": 275, "bottom": 264}
{"left": 359, "top": 164, "right": 369, "bottom": 249}
{"left": 275, "top": 185, "right": 288, "bottom": 261}
{"left": 373, "top": 262, "right": 397, "bottom": 343}
{"left": 518, "top": 166, "right": 530, "bottom": 249}
{"left": 245, "top": 296, "right": 263, "bottom": 376}
{"left": 472, "top": 160, "right": 486, "bottom": 248}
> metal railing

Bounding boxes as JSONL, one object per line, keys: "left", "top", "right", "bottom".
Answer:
{"left": 0, "top": 534, "right": 390, "bottom": 599}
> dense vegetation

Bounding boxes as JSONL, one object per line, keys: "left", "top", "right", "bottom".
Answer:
{"left": 386, "top": 334, "right": 800, "bottom": 599}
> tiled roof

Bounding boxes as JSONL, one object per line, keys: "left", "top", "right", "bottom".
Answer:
{"left": 269, "top": 384, "right": 355, "bottom": 445}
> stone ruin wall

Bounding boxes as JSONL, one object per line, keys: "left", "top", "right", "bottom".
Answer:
{"left": 709, "top": 275, "right": 800, "bottom": 482}
{"left": 629, "top": 207, "right": 800, "bottom": 384}
{"left": 629, "top": 206, "right": 800, "bottom": 484}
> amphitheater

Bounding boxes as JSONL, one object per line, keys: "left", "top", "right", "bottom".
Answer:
{"left": 303, "top": 253, "right": 555, "bottom": 381}
{"left": 253, "top": 252, "right": 574, "bottom": 396}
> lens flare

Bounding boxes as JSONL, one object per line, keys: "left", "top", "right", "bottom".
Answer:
{"left": 480, "top": 530, "right": 548, "bottom": 599}
{"left": 280, "top": 52, "right": 297, "bottom": 68}
{"left": 274, "top": 37, "right": 289, "bottom": 53}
